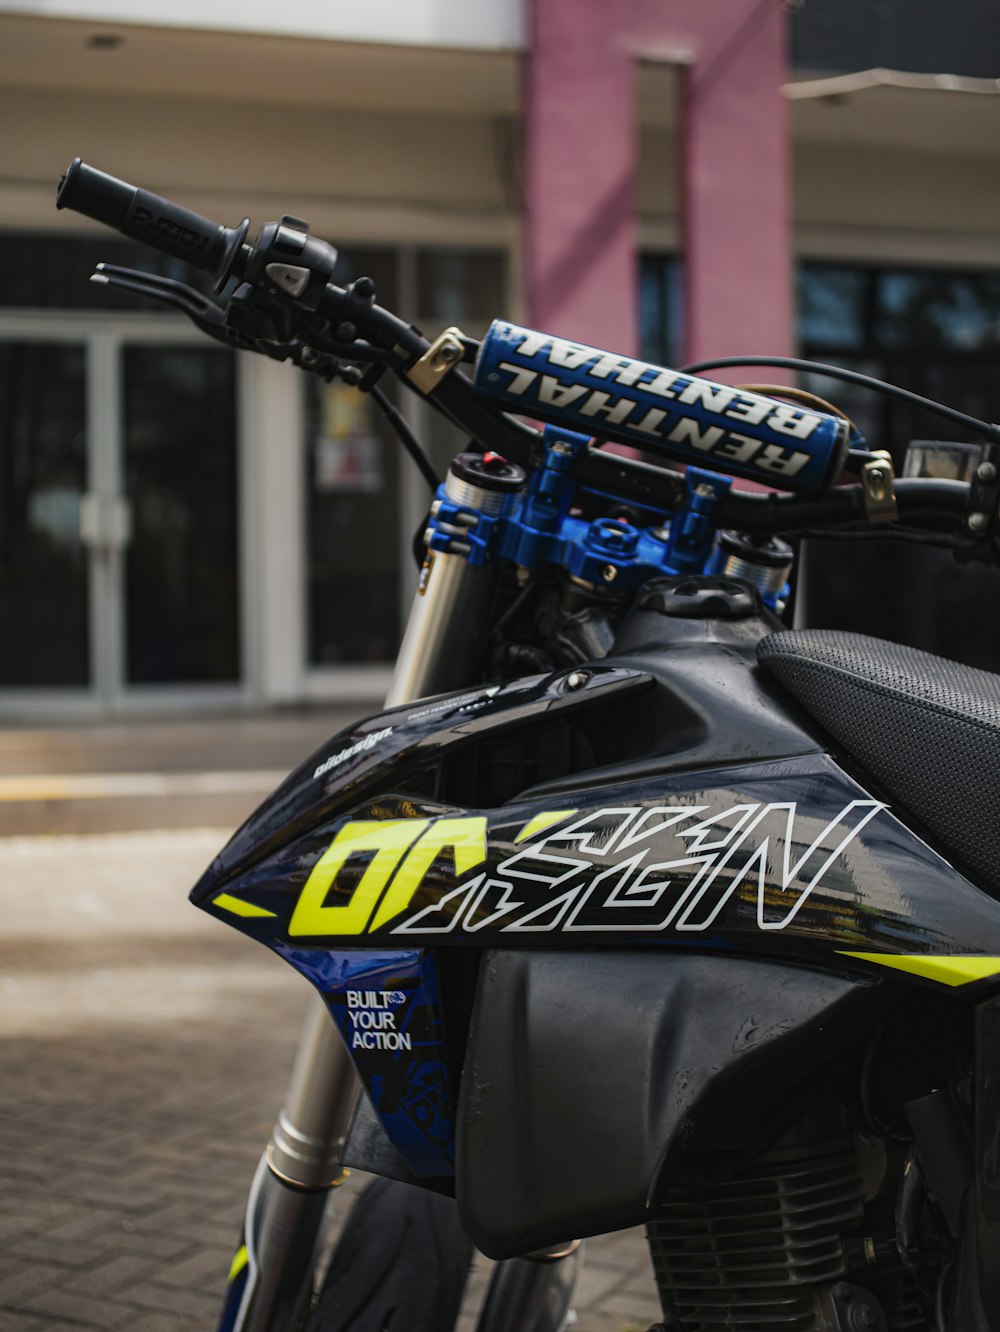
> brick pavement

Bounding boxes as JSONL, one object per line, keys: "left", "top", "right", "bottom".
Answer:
{"left": 0, "top": 825, "right": 663, "bottom": 1331}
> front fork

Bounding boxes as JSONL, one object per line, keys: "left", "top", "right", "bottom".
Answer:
{"left": 220, "top": 462, "right": 580, "bottom": 1331}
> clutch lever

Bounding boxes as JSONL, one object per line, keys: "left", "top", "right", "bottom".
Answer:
{"left": 91, "top": 264, "right": 241, "bottom": 347}
{"left": 91, "top": 265, "right": 377, "bottom": 384}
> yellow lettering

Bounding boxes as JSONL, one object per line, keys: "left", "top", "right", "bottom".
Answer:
{"left": 515, "top": 810, "right": 578, "bottom": 843}
{"left": 289, "top": 819, "right": 429, "bottom": 937}
{"left": 369, "top": 817, "right": 488, "bottom": 931}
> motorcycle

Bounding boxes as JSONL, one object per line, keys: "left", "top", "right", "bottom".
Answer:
{"left": 55, "top": 156, "right": 1000, "bottom": 1332}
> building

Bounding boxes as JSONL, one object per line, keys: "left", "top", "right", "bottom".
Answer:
{"left": 1, "top": 0, "right": 998, "bottom": 716}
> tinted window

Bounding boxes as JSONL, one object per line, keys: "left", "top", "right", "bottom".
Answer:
{"left": 0, "top": 232, "right": 213, "bottom": 312}
{"left": 797, "top": 261, "right": 1000, "bottom": 669}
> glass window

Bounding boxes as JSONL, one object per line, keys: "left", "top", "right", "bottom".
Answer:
{"left": 797, "top": 265, "right": 868, "bottom": 353}
{"left": 416, "top": 248, "right": 508, "bottom": 478}
{"left": 416, "top": 249, "right": 506, "bottom": 329}
{"left": 797, "top": 260, "right": 1000, "bottom": 669}
{"left": 0, "top": 232, "right": 214, "bottom": 312}
{"left": 306, "top": 247, "right": 402, "bottom": 667}
{"left": 875, "top": 270, "right": 1000, "bottom": 353}
{"left": 798, "top": 261, "right": 1000, "bottom": 454}
{"left": 305, "top": 377, "right": 403, "bottom": 666}
{"left": 123, "top": 345, "right": 239, "bottom": 684}
{"left": 638, "top": 253, "right": 681, "bottom": 367}
{"left": 305, "top": 244, "right": 508, "bottom": 667}
{"left": 0, "top": 341, "right": 90, "bottom": 686}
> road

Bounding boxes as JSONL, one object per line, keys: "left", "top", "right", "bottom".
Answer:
{"left": 0, "top": 713, "right": 662, "bottom": 1331}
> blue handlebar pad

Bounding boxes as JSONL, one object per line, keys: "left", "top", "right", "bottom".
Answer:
{"left": 474, "top": 321, "right": 848, "bottom": 491}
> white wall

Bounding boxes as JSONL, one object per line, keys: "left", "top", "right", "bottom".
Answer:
{"left": 794, "top": 141, "right": 1000, "bottom": 267}
{"left": 1, "top": 87, "right": 520, "bottom": 249}
{"left": 636, "top": 124, "right": 1000, "bottom": 268}
{"left": 0, "top": 0, "right": 523, "bottom": 49}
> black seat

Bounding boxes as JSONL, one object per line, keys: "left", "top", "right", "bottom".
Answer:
{"left": 757, "top": 629, "right": 1000, "bottom": 896}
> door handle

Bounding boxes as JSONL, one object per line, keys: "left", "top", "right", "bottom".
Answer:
{"left": 80, "top": 493, "right": 132, "bottom": 552}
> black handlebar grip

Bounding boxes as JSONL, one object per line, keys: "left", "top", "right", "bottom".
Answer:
{"left": 57, "top": 158, "right": 239, "bottom": 276}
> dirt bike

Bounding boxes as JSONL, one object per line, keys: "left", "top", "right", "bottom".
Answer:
{"left": 56, "top": 156, "right": 1000, "bottom": 1332}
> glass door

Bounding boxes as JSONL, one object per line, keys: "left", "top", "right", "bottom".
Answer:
{"left": 0, "top": 339, "right": 91, "bottom": 690}
{"left": 0, "top": 318, "right": 241, "bottom": 713}
{"left": 122, "top": 343, "right": 240, "bottom": 688}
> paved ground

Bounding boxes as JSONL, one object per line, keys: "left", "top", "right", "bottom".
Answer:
{"left": 0, "top": 709, "right": 359, "bottom": 835}
{"left": 0, "top": 716, "right": 663, "bottom": 1332}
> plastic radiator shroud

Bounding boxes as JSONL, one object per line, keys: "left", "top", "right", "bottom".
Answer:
{"left": 455, "top": 949, "right": 870, "bottom": 1258}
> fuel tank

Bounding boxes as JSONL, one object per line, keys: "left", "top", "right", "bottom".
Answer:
{"left": 192, "top": 582, "right": 1000, "bottom": 972}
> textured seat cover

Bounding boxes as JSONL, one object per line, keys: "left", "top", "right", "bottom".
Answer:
{"left": 757, "top": 629, "right": 1000, "bottom": 895}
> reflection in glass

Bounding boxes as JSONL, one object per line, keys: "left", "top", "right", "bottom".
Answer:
{"left": 123, "top": 346, "right": 239, "bottom": 684}
{"left": 417, "top": 249, "right": 506, "bottom": 327}
{"left": 798, "top": 260, "right": 1000, "bottom": 671}
{"left": 797, "top": 266, "right": 867, "bottom": 352}
{"left": 639, "top": 254, "right": 681, "bottom": 367}
{"left": 0, "top": 342, "right": 89, "bottom": 686}
{"left": 306, "top": 378, "right": 401, "bottom": 665}
{"left": 418, "top": 249, "right": 507, "bottom": 478}
{"left": 876, "top": 271, "right": 1000, "bottom": 352}
{"left": 0, "top": 232, "right": 213, "bottom": 313}
{"left": 307, "top": 247, "right": 401, "bottom": 667}
{"left": 306, "top": 245, "right": 507, "bottom": 665}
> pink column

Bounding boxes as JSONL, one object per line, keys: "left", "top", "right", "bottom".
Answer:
{"left": 523, "top": 0, "right": 637, "bottom": 354}
{"left": 525, "top": 0, "right": 793, "bottom": 373}
{"left": 675, "top": 2, "right": 792, "bottom": 368}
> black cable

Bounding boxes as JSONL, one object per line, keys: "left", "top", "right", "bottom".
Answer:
{"left": 491, "top": 575, "right": 540, "bottom": 636}
{"left": 678, "top": 354, "right": 1000, "bottom": 445}
{"left": 369, "top": 384, "right": 440, "bottom": 492}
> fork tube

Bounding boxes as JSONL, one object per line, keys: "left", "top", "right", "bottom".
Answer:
{"left": 222, "top": 469, "right": 510, "bottom": 1332}
{"left": 475, "top": 1243, "right": 584, "bottom": 1332}
{"left": 386, "top": 546, "right": 496, "bottom": 704}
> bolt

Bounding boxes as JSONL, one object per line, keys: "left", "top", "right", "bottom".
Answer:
{"left": 549, "top": 441, "right": 573, "bottom": 456}
{"left": 601, "top": 564, "right": 619, "bottom": 583}
{"left": 651, "top": 525, "right": 671, "bottom": 543}
{"left": 978, "top": 461, "right": 997, "bottom": 483}
{"left": 435, "top": 341, "right": 462, "bottom": 366}
{"left": 968, "top": 512, "right": 988, "bottom": 533}
{"left": 868, "top": 468, "right": 885, "bottom": 485}
{"left": 565, "top": 671, "right": 589, "bottom": 691}
{"left": 851, "top": 1303, "right": 879, "bottom": 1331}
{"left": 694, "top": 484, "right": 717, "bottom": 500}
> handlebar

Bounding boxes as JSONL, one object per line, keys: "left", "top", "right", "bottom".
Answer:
{"left": 56, "top": 158, "right": 995, "bottom": 554}
{"left": 717, "top": 477, "right": 972, "bottom": 533}
{"left": 57, "top": 158, "right": 251, "bottom": 287}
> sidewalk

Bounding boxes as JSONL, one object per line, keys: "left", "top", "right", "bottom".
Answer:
{"left": 0, "top": 714, "right": 662, "bottom": 1332}
{"left": 0, "top": 708, "right": 358, "bottom": 835}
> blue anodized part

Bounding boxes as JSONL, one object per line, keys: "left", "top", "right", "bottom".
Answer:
{"left": 426, "top": 494, "right": 496, "bottom": 566}
{"left": 422, "top": 430, "right": 790, "bottom": 606}
{"left": 664, "top": 469, "right": 732, "bottom": 572}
